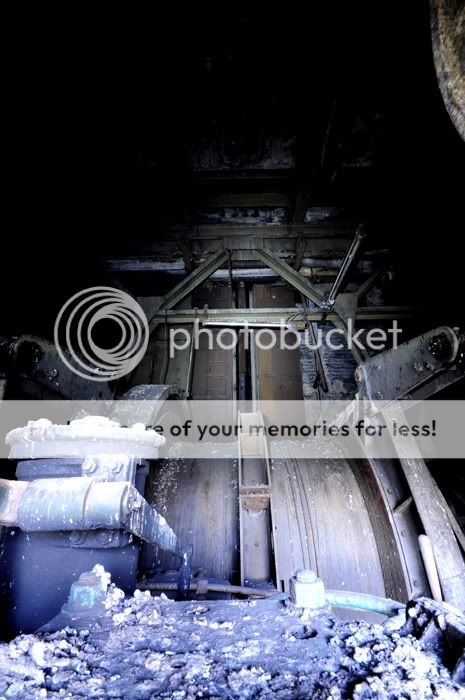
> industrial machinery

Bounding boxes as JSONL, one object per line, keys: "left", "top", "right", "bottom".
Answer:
{"left": 1, "top": 3, "right": 464, "bottom": 663}
{"left": 1, "top": 269, "right": 464, "bottom": 637}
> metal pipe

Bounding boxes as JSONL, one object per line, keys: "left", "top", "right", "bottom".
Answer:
{"left": 185, "top": 329, "right": 195, "bottom": 397}
{"left": 325, "top": 590, "right": 405, "bottom": 617}
{"left": 148, "top": 306, "right": 414, "bottom": 325}
{"left": 327, "top": 226, "right": 365, "bottom": 304}
{"left": 138, "top": 581, "right": 405, "bottom": 615}
{"left": 419, "top": 534, "right": 443, "bottom": 602}
{"left": 137, "top": 581, "right": 405, "bottom": 617}
{"left": 202, "top": 321, "right": 288, "bottom": 328}
{"left": 138, "top": 581, "right": 279, "bottom": 598}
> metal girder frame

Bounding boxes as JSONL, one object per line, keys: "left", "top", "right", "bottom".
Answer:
{"left": 254, "top": 247, "right": 367, "bottom": 362}
{"left": 146, "top": 248, "right": 231, "bottom": 384}
{"left": 254, "top": 248, "right": 327, "bottom": 307}
{"left": 293, "top": 238, "right": 307, "bottom": 270}
{"left": 355, "top": 267, "right": 386, "bottom": 301}
{"left": 147, "top": 246, "right": 406, "bottom": 365}
{"left": 148, "top": 306, "right": 414, "bottom": 326}
{"left": 137, "top": 223, "right": 357, "bottom": 241}
{"left": 149, "top": 248, "right": 230, "bottom": 331}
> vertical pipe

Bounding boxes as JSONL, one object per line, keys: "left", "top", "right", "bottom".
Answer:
{"left": 419, "top": 534, "right": 443, "bottom": 602}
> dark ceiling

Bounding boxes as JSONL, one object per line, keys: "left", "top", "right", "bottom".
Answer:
{"left": 3, "top": 4, "right": 465, "bottom": 334}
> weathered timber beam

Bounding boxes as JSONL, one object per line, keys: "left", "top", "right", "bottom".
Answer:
{"left": 136, "top": 224, "right": 358, "bottom": 241}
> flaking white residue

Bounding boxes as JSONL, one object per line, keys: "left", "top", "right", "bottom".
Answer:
{"left": 0, "top": 584, "right": 463, "bottom": 699}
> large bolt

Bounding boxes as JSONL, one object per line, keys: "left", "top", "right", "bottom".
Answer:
{"left": 125, "top": 492, "right": 133, "bottom": 513}
{"left": 69, "top": 531, "right": 84, "bottom": 546}
{"left": 296, "top": 569, "right": 318, "bottom": 583}
{"left": 82, "top": 458, "right": 97, "bottom": 474}
{"left": 123, "top": 487, "right": 141, "bottom": 514}
{"left": 429, "top": 333, "right": 450, "bottom": 362}
{"left": 290, "top": 569, "right": 326, "bottom": 610}
{"left": 96, "top": 530, "right": 112, "bottom": 546}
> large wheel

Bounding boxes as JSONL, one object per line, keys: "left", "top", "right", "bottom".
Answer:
{"left": 431, "top": 0, "right": 465, "bottom": 140}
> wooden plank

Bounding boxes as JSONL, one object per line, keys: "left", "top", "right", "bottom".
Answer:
{"left": 146, "top": 459, "right": 240, "bottom": 582}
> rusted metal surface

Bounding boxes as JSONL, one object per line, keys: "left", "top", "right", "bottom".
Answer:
{"left": 189, "top": 285, "right": 235, "bottom": 401}
{"left": 241, "top": 494, "right": 270, "bottom": 513}
{"left": 431, "top": 0, "right": 465, "bottom": 140}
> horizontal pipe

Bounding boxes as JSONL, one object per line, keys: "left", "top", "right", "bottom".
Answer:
{"left": 148, "top": 306, "right": 415, "bottom": 325}
{"left": 325, "top": 590, "right": 405, "bottom": 617}
{"left": 139, "top": 581, "right": 405, "bottom": 616}
{"left": 202, "top": 321, "right": 288, "bottom": 328}
{"left": 419, "top": 534, "right": 443, "bottom": 602}
{"left": 138, "top": 581, "right": 279, "bottom": 598}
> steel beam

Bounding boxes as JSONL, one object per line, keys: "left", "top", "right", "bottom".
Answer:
{"left": 254, "top": 248, "right": 326, "bottom": 307}
{"left": 293, "top": 238, "right": 307, "bottom": 270}
{"left": 106, "top": 246, "right": 359, "bottom": 272}
{"left": 134, "top": 223, "right": 358, "bottom": 241}
{"left": 355, "top": 267, "right": 386, "bottom": 300}
{"left": 149, "top": 249, "right": 230, "bottom": 330}
{"left": 147, "top": 306, "right": 415, "bottom": 326}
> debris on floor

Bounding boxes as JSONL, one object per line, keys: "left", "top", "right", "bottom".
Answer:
{"left": 0, "top": 569, "right": 464, "bottom": 699}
